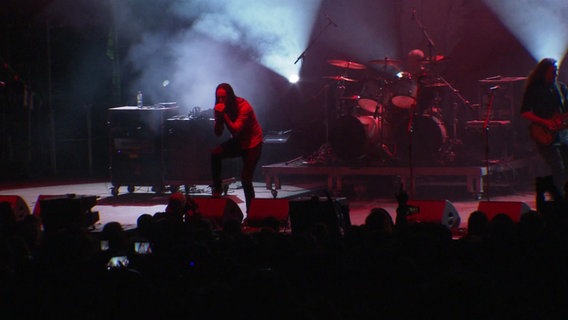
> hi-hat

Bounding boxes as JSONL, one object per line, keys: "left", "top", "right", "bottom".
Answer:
{"left": 368, "top": 58, "right": 401, "bottom": 66}
{"left": 323, "top": 75, "right": 358, "bottom": 82}
{"left": 327, "top": 59, "right": 366, "bottom": 70}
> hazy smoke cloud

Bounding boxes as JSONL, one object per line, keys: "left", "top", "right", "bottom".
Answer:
{"left": 119, "top": 0, "right": 321, "bottom": 112}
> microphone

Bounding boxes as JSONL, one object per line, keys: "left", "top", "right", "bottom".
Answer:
{"left": 412, "top": 8, "right": 416, "bottom": 20}
{"left": 324, "top": 12, "right": 338, "bottom": 27}
{"left": 489, "top": 85, "right": 500, "bottom": 91}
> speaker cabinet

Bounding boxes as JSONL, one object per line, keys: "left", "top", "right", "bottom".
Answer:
{"left": 39, "top": 195, "right": 98, "bottom": 232}
{"left": 245, "top": 198, "right": 289, "bottom": 227}
{"left": 407, "top": 200, "right": 461, "bottom": 229}
{"left": 477, "top": 201, "right": 530, "bottom": 223}
{"left": 0, "top": 195, "right": 30, "bottom": 221}
{"left": 191, "top": 197, "right": 244, "bottom": 227}
{"left": 289, "top": 197, "right": 350, "bottom": 237}
{"left": 33, "top": 195, "right": 58, "bottom": 216}
{"left": 108, "top": 106, "right": 179, "bottom": 188}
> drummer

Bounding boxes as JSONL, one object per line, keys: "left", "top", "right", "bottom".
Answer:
{"left": 406, "top": 49, "right": 433, "bottom": 114}
{"left": 388, "top": 49, "right": 430, "bottom": 119}
{"left": 406, "top": 49, "right": 428, "bottom": 80}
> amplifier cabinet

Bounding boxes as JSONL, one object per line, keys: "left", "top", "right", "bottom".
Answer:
{"left": 108, "top": 106, "right": 179, "bottom": 191}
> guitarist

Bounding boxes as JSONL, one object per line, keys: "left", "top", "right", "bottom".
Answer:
{"left": 521, "top": 58, "right": 568, "bottom": 195}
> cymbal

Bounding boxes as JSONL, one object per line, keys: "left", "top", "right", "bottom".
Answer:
{"left": 323, "top": 75, "right": 358, "bottom": 82}
{"left": 327, "top": 59, "right": 366, "bottom": 70}
{"left": 478, "top": 76, "right": 527, "bottom": 84}
{"left": 368, "top": 58, "right": 401, "bottom": 66}
{"left": 421, "top": 55, "right": 450, "bottom": 63}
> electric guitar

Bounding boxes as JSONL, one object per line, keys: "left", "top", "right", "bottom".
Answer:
{"left": 528, "top": 112, "right": 568, "bottom": 146}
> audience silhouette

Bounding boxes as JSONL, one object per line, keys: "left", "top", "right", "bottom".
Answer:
{"left": 1, "top": 183, "right": 567, "bottom": 318}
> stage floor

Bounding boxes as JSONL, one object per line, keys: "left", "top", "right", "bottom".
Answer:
{"left": 0, "top": 178, "right": 537, "bottom": 232}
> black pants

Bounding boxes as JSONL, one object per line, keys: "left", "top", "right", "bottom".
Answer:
{"left": 539, "top": 130, "right": 568, "bottom": 195}
{"left": 211, "top": 139, "right": 262, "bottom": 211}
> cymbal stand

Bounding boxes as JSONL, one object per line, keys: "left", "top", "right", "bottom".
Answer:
{"left": 376, "top": 81, "right": 394, "bottom": 161}
{"left": 374, "top": 92, "right": 387, "bottom": 161}
{"left": 483, "top": 88, "right": 497, "bottom": 201}
{"left": 407, "top": 104, "right": 417, "bottom": 197}
{"left": 323, "top": 84, "right": 331, "bottom": 144}
{"left": 434, "top": 76, "right": 472, "bottom": 144}
{"left": 451, "top": 102, "right": 459, "bottom": 145}
{"left": 335, "top": 79, "right": 347, "bottom": 117}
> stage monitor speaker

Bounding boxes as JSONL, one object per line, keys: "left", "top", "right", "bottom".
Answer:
{"left": 477, "top": 201, "right": 530, "bottom": 223}
{"left": 289, "top": 197, "right": 350, "bottom": 237}
{"left": 0, "top": 195, "right": 31, "bottom": 221}
{"left": 33, "top": 195, "right": 59, "bottom": 216}
{"left": 407, "top": 200, "right": 461, "bottom": 229}
{"left": 245, "top": 198, "right": 289, "bottom": 227}
{"left": 191, "top": 197, "right": 244, "bottom": 227}
{"left": 39, "top": 195, "right": 99, "bottom": 232}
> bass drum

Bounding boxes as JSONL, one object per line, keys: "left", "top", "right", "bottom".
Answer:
{"left": 330, "top": 115, "right": 386, "bottom": 160}
{"left": 393, "top": 115, "right": 447, "bottom": 163}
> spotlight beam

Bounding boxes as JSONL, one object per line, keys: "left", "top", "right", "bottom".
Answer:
{"left": 485, "top": 0, "right": 568, "bottom": 64}
{"left": 186, "top": 0, "right": 322, "bottom": 79}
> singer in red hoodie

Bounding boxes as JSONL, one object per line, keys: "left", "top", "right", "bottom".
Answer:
{"left": 211, "top": 83, "right": 263, "bottom": 212}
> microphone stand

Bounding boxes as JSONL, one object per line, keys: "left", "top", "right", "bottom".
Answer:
{"left": 436, "top": 76, "right": 471, "bottom": 108}
{"left": 412, "top": 8, "right": 437, "bottom": 75}
{"left": 483, "top": 89, "right": 496, "bottom": 201}
{"left": 435, "top": 75, "right": 473, "bottom": 145}
{"left": 294, "top": 18, "right": 335, "bottom": 64}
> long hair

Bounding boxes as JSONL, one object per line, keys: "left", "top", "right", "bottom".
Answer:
{"left": 526, "top": 58, "right": 557, "bottom": 88}
{"left": 215, "top": 83, "right": 238, "bottom": 113}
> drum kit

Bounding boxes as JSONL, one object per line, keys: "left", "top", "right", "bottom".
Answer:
{"left": 323, "top": 55, "right": 459, "bottom": 165}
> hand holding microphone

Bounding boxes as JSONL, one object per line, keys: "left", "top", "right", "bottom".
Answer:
{"left": 214, "top": 103, "right": 225, "bottom": 122}
{"left": 214, "top": 103, "right": 225, "bottom": 113}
